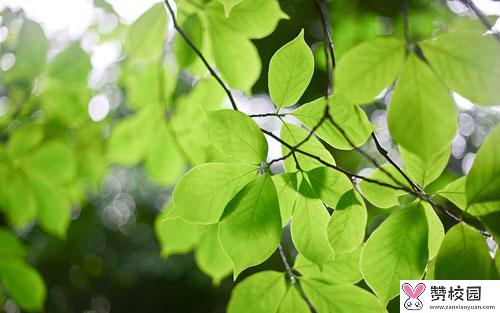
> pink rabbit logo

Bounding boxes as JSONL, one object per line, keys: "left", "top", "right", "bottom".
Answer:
{"left": 402, "top": 283, "right": 426, "bottom": 310}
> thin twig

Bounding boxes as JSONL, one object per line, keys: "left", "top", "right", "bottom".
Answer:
{"left": 460, "top": 0, "right": 500, "bottom": 41}
{"left": 163, "top": 0, "right": 239, "bottom": 110}
{"left": 278, "top": 244, "right": 297, "bottom": 284}
{"left": 248, "top": 112, "right": 287, "bottom": 118}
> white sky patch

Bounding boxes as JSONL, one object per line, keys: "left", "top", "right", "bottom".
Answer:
{"left": 88, "top": 94, "right": 110, "bottom": 121}
{"left": 91, "top": 40, "right": 122, "bottom": 70}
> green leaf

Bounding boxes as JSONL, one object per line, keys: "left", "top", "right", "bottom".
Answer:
{"left": 359, "top": 165, "right": 408, "bottom": 209}
{"left": 1, "top": 176, "right": 37, "bottom": 226}
{"left": 38, "top": 81, "right": 91, "bottom": 124}
{"left": 421, "top": 21, "right": 500, "bottom": 106}
{"left": 294, "top": 246, "right": 363, "bottom": 285}
{"left": 208, "top": 109, "right": 268, "bottom": 163}
{"left": 145, "top": 124, "right": 185, "bottom": 186}
{"left": 126, "top": 3, "right": 167, "bottom": 61}
{"left": 0, "top": 260, "right": 46, "bottom": 312}
{"left": 327, "top": 190, "right": 367, "bottom": 254}
{"left": 219, "top": 175, "right": 281, "bottom": 277}
{"left": 439, "top": 177, "right": 500, "bottom": 242}
{"left": 48, "top": 43, "right": 91, "bottom": 85}
{"left": 293, "top": 98, "right": 376, "bottom": 150}
{"left": 387, "top": 54, "right": 457, "bottom": 161}
{"left": 272, "top": 173, "right": 300, "bottom": 226}
{"left": 4, "top": 20, "right": 48, "bottom": 84}
{"left": 26, "top": 140, "right": 76, "bottom": 184}
{"left": 360, "top": 203, "right": 429, "bottom": 304}
{"left": 194, "top": 225, "right": 232, "bottom": 285}
{"left": 173, "top": 13, "right": 203, "bottom": 68}
{"left": 400, "top": 145, "right": 450, "bottom": 187}
{"left": 31, "top": 180, "right": 71, "bottom": 238}
{"left": 217, "top": 0, "right": 243, "bottom": 16}
{"left": 466, "top": 125, "right": 500, "bottom": 204}
{"left": 155, "top": 207, "right": 202, "bottom": 258}
{"left": 291, "top": 180, "right": 333, "bottom": 268}
{"left": 227, "top": 271, "right": 287, "bottom": 313}
{"left": 434, "top": 223, "right": 492, "bottom": 279}
{"left": 306, "top": 167, "right": 353, "bottom": 208}
{"left": 107, "top": 107, "right": 162, "bottom": 166}
{"left": 280, "top": 123, "right": 335, "bottom": 172}
{"left": 214, "top": 0, "right": 288, "bottom": 39}
{"left": 7, "top": 123, "right": 43, "bottom": 158}
{"left": 0, "top": 228, "right": 26, "bottom": 261}
{"left": 268, "top": 30, "right": 314, "bottom": 108}
{"left": 334, "top": 37, "right": 405, "bottom": 105}
{"left": 278, "top": 286, "right": 310, "bottom": 313}
{"left": 209, "top": 22, "right": 260, "bottom": 93}
{"left": 423, "top": 203, "right": 444, "bottom": 260}
{"left": 302, "top": 279, "right": 385, "bottom": 313}
{"left": 173, "top": 162, "right": 258, "bottom": 224}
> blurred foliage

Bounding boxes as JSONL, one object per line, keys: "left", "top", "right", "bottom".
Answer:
{"left": 0, "top": 0, "right": 499, "bottom": 312}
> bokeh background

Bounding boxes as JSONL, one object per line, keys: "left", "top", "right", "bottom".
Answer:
{"left": 1, "top": 0, "right": 499, "bottom": 312}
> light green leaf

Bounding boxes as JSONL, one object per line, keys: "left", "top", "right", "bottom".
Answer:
{"left": 466, "top": 125, "right": 500, "bottom": 204}
{"left": 334, "top": 37, "right": 405, "bottom": 105}
{"left": 359, "top": 165, "right": 408, "bottom": 209}
{"left": 217, "top": 0, "right": 243, "bottom": 16}
{"left": 227, "top": 271, "right": 287, "bottom": 313}
{"left": 0, "top": 260, "right": 46, "bottom": 312}
{"left": 360, "top": 203, "right": 429, "bottom": 304}
{"left": 215, "top": 0, "right": 288, "bottom": 39}
{"left": 209, "top": 22, "right": 260, "bottom": 93}
{"left": 219, "top": 175, "right": 281, "bottom": 278}
{"left": 271, "top": 173, "right": 300, "bottom": 226}
{"left": 434, "top": 223, "right": 492, "bottom": 279}
{"left": 48, "top": 43, "right": 91, "bottom": 85}
{"left": 294, "top": 246, "right": 363, "bottom": 285}
{"left": 293, "top": 98, "right": 376, "bottom": 150}
{"left": 421, "top": 21, "right": 500, "bottom": 106}
{"left": 7, "top": 123, "right": 43, "bottom": 158}
{"left": 291, "top": 180, "right": 333, "bottom": 268}
{"left": 155, "top": 207, "right": 203, "bottom": 258}
{"left": 400, "top": 144, "right": 451, "bottom": 187}
{"left": 173, "top": 162, "right": 258, "bottom": 224}
{"left": 1, "top": 176, "right": 37, "bottom": 226}
{"left": 174, "top": 13, "right": 203, "bottom": 68}
{"left": 208, "top": 109, "right": 268, "bottom": 163}
{"left": 269, "top": 30, "right": 314, "bottom": 108}
{"left": 26, "top": 140, "right": 76, "bottom": 184}
{"left": 278, "top": 286, "right": 310, "bottom": 313}
{"left": 280, "top": 123, "right": 335, "bottom": 172}
{"left": 422, "top": 203, "right": 444, "bottom": 260}
{"left": 4, "top": 20, "right": 48, "bottom": 84}
{"left": 107, "top": 107, "right": 162, "bottom": 166}
{"left": 38, "top": 80, "right": 91, "bottom": 124}
{"left": 31, "top": 180, "right": 70, "bottom": 238}
{"left": 387, "top": 54, "right": 457, "bottom": 161}
{"left": 306, "top": 166, "right": 353, "bottom": 208}
{"left": 126, "top": 3, "right": 167, "bottom": 61}
{"left": 0, "top": 228, "right": 26, "bottom": 261}
{"left": 439, "top": 177, "right": 500, "bottom": 241}
{"left": 195, "top": 225, "right": 232, "bottom": 285}
{"left": 302, "top": 279, "right": 385, "bottom": 313}
{"left": 145, "top": 124, "right": 185, "bottom": 186}
{"left": 327, "top": 190, "right": 367, "bottom": 254}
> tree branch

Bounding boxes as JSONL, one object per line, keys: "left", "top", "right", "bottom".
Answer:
{"left": 460, "top": 0, "right": 500, "bottom": 41}
{"left": 163, "top": 0, "right": 239, "bottom": 110}
{"left": 278, "top": 244, "right": 297, "bottom": 284}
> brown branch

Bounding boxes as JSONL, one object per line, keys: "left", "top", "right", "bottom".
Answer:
{"left": 278, "top": 244, "right": 297, "bottom": 284}
{"left": 163, "top": 0, "right": 239, "bottom": 110}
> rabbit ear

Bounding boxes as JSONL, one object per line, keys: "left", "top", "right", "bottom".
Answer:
{"left": 402, "top": 283, "right": 416, "bottom": 298}
{"left": 413, "top": 283, "right": 426, "bottom": 298}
